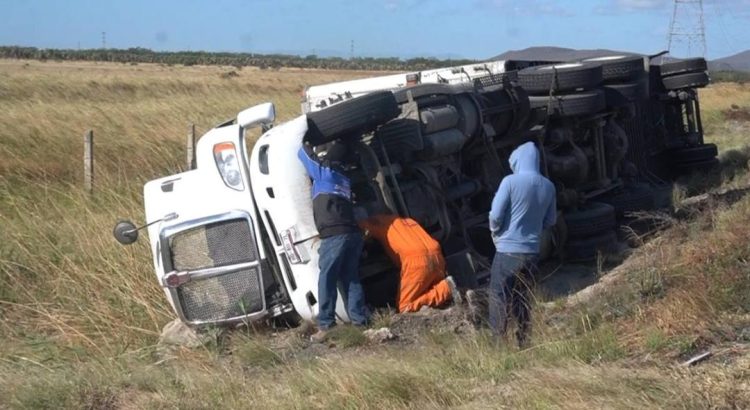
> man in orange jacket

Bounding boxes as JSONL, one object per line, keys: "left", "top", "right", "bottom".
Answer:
{"left": 359, "top": 214, "right": 460, "bottom": 313}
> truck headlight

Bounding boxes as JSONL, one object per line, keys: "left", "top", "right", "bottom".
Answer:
{"left": 213, "top": 142, "right": 245, "bottom": 191}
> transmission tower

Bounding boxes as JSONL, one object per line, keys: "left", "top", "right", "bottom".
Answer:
{"left": 667, "top": 0, "right": 706, "bottom": 57}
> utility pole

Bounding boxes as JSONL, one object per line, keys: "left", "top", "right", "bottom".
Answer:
{"left": 101, "top": 31, "right": 106, "bottom": 49}
{"left": 350, "top": 40, "right": 354, "bottom": 60}
{"left": 667, "top": 0, "right": 706, "bottom": 57}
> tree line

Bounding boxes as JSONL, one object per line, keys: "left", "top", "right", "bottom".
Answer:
{"left": 0, "top": 46, "right": 478, "bottom": 71}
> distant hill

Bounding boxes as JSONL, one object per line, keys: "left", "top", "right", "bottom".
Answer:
{"left": 490, "top": 46, "right": 640, "bottom": 62}
{"left": 709, "top": 50, "right": 750, "bottom": 72}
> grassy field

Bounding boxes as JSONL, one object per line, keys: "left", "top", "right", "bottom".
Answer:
{"left": 1, "top": 59, "right": 749, "bottom": 409}
{"left": 699, "top": 81, "right": 750, "bottom": 152}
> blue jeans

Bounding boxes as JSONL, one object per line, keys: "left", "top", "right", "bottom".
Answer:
{"left": 317, "top": 232, "right": 369, "bottom": 329}
{"left": 489, "top": 252, "right": 538, "bottom": 345}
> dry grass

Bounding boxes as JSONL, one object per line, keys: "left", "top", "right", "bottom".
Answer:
{"left": 0, "top": 59, "right": 379, "bottom": 183}
{"left": 0, "top": 59, "right": 373, "bottom": 355}
{"left": 700, "top": 82, "right": 750, "bottom": 152}
{"left": 1, "top": 59, "right": 749, "bottom": 409}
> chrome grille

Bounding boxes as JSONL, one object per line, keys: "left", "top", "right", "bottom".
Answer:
{"left": 170, "top": 219, "right": 256, "bottom": 271}
{"left": 177, "top": 267, "right": 263, "bottom": 322}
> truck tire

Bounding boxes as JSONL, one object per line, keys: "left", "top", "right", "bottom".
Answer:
{"left": 472, "top": 70, "right": 519, "bottom": 88}
{"left": 393, "top": 83, "right": 470, "bottom": 104}
{"left": 564, "top": 201, "right": 616, "bottom": 238}
{"left": 662, "top": 72, "right": 710, "bottom": 90}
{"left": 599, "top": 183, "right": 655, "bottom": 217}
{"left": 582, "top": 55, "right": 645, "bottom": 81}
{"left": 529, "top": 89, "right": 606, "bottom": 117}
{"left": 669, "top": 143, "right": 718, "bottom": 163}
{"left": 603, "top": 82, "right": 645, "bottom": 107}
{"left": 518, "top": 62, "right": 603, "bottom": 94}
{"left": 658, "top": 58, "right": 708, "bottom": 77}
{"left": 305, "top": 91, "right": 400, "bottom": 145}
{"left": 565, "top": 230, "right": 618, "bottom": 262}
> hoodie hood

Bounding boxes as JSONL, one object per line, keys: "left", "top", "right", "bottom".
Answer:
{"left": 509, "top": 141, "right": 540, "bottom": 174}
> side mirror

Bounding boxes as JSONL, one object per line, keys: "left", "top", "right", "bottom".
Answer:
{"left": 237, "top": 102, "right": 275, "bottom": 129}
{"left": 113, "top": 220, "right": 139, "bottom": 245}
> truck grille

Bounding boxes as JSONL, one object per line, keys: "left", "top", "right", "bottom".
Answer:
{"left": 170, "top": 219, "right": 257, "bottom": 270}
{"left": 177, "top": 267, "right": 264, "bottom": 322}
{"left": 167, "top": 217, "right": 264, "bottom": 323}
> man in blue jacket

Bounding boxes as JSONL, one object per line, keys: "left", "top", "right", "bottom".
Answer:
{"left": 488, "top": 141, "right": 556, "bottom": 347}
{"left": 298, "top": 141, "right": 369, "bottom": 342}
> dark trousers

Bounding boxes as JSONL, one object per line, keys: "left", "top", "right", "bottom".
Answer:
{"left": 317, "top": 232, "right": 368, "bottom": 330}
{"left": 489, "top": 252, "right": 537, "bottom": 346}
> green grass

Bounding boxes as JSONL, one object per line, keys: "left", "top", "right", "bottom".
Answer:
{"left": 232, "top": 335, "right": 284, "bottom": 369}
{"left": 326, "top": 325, "right": 368, "bottom": 348}
{"left": 643, "top": 327, "right": 670, "bottom": 352}
{"left": 0, "top": 324, "right": 714, "bottom": 409}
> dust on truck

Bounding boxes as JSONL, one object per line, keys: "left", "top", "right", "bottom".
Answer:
{"left": 114, "top": 52, "right": 714, "bottom": 327}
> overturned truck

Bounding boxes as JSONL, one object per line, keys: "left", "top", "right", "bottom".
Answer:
{"left": 115, "top": 51, "right": 714, "bottom": 327}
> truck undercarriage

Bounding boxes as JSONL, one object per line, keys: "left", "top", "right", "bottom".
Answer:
{"left": 300, "top": 54, "right": 714, "bottom": 308}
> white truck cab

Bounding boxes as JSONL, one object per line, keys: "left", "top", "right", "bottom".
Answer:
{"left": 139, "top": 103, "right": 304, "bottom": 326}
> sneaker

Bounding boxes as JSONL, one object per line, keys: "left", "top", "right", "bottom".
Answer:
{"left": 445, "top": 275, "right": 463, "bottom": 305}
{"left": 310, "top": 328, "right": 330, "bottom": 343}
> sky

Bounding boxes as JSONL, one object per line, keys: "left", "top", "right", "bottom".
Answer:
{"left": 1, "top": 0, "right": 748, "bottom": 60}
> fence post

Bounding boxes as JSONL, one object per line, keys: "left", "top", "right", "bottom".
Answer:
{"left": 187, "top": 124, "right": 196, "bottom": 170}
{"left": 84, "top": 130, "right": 94, "bottom": 193}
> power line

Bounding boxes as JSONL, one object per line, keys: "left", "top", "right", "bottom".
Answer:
{"left": 667, "top": 0, "right": 706, "bottom": 57}
{"left": 707, "top": 0, "right": 737, "bottom": 57}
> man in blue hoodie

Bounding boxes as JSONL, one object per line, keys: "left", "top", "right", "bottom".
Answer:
{"left": 298, "top": 141, "right": 369, "bottom": 342}
{"left": 487, "top": 141, "right": 556, "bottom": 347}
